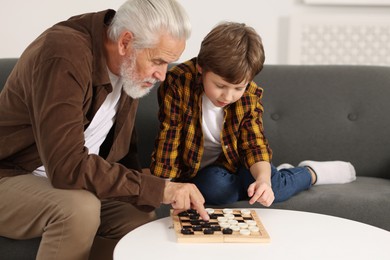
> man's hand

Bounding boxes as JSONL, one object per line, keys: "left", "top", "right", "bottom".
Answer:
{"left": 247, "top": 180, "right": 274, "bottom": 207}
{"left": 163, "top": 181, "right": 209, "bottom": 221}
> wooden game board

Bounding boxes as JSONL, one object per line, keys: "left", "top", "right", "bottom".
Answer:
{"left": 171, "top": 208, "right": 270, "bottom": 243}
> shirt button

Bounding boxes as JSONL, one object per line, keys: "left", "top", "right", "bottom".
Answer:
{"left": 225, "top": 145, "right": 229, "bottom": 149}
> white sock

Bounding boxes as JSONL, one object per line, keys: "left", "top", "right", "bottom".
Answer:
{"left": 298, "top": 160, "right": 356, "bottom": 185}
{"left": 276, "top": 163, "right": 294, "bottom": 171}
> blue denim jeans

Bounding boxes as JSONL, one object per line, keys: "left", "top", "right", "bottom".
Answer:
{"left": 189, "top": 164, "right": 312, "bottom": 205}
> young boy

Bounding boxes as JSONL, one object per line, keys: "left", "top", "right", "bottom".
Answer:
{"left": 150, "top": 22, "right": 356, "bottom": 206}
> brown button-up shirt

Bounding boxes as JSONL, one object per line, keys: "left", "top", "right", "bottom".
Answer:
{"left": 0, "top": 10, "right": 165, "bottom": 209}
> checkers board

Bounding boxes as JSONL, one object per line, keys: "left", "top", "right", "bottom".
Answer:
{"left": 171, "top": 208, "right": 270, "bottom": 243}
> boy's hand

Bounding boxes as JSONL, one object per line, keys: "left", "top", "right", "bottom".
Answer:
{"left": 247, "top": 181, "right": 275, "bottom": 207}
{"left": 163, "top": 181, "right": 209, "bottom": 221}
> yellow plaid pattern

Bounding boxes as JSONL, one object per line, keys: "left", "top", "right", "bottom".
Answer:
{"left": 150, "top": 58, "right": 272, "bottom": 179}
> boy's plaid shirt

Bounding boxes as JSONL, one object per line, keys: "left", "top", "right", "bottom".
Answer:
{"left": 150, "top": 58, "right": 272, "bottom": 180}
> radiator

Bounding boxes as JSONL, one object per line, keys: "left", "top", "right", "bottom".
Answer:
{"left": 288, "top": 14, "right": 390, "bottom": 65}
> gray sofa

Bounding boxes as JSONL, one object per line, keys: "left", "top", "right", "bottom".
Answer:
{"left": 1, "top": 58, "right": 389, "bottom": 259}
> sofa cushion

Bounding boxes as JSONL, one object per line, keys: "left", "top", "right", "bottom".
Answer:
{"left": 0, "top": 58, "right": 17, "bottom": 92}
{"left": 257, "top": 65, "right": 390, "bottom": 179}
{"left": 0, "top": 237, "right": 39, "bottom": 260}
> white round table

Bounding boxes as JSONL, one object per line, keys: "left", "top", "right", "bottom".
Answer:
{"left": 114, "top": 209, "right": 390, "bottom": 260}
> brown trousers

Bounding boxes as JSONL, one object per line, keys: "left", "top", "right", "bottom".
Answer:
{"left": 0, "top": 174, "right": 156, "bottom": 260}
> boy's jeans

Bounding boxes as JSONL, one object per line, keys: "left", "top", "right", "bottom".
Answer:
{"left": 190, "top": 164, "right": 312, "bottom": 205}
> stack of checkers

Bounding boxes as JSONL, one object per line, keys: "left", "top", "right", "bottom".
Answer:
{"left": 171, "top": 208, "right": 270, "bottom": 243}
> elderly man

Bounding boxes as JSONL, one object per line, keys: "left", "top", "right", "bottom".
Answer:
{"left": 0, "top": 0, "right": 207, "bottom": 259}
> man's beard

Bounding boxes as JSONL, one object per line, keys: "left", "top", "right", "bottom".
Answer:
{"left": 120, "top": 53, "right": 159, "bottom": 99}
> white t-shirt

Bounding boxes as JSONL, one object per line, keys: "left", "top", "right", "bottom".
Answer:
{"left": 200, "top": 93, "right": 224, "bottom": 169}
{"left": 83, "top": 70, "right": 122, "bottom": 155}
{"left": 33, "top": 69, "right": 122, "bottom": 177}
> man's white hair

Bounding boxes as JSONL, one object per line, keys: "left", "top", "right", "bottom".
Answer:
{"left": 107, "top": 0, "right": 191, "bottom": 49}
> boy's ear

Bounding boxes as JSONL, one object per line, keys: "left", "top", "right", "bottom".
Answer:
{"left": 196, "top": 64, "right": 203, "bottom": 74}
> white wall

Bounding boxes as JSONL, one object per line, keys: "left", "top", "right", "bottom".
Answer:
{"left": 1, "top": 0, "right": 389, "bottom": 64}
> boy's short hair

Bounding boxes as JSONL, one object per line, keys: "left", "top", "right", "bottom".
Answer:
{"left": 197, "top": 22, "right": 265, "bottom": 84}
